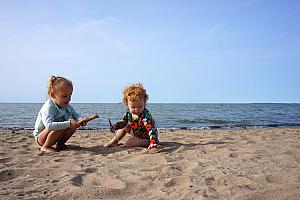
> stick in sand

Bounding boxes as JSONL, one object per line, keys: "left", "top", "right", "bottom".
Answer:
{"left": 78, "top": 113, "right": 99, "bottom": 124}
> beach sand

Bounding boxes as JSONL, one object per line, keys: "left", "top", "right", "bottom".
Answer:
{"left": 0, "top": 128, "right": 300, "bottom": 200}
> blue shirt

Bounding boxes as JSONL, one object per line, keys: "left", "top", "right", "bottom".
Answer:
{"left": 33, "top": 99, "right": 81, "bottom": 138}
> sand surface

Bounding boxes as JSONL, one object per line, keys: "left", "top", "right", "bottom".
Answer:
{"left": 0, "top": 128, "right": 300, "bottom": 200}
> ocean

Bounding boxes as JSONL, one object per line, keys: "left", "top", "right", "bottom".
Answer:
{"left": 0, "top": 103, "right": 300, "bottom": 130}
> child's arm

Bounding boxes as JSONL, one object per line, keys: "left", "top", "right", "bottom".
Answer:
{"left": 109, "top": 121, "right": 128, "bottom": 133}
{"left": 143, "top": 115, "right": 159, "bottom": 149}
{"left": 147, "top": 127, "right": 159, "bottom": 149}
{"left": 109, "top": 112, "right": 129, "bottom": 133}
{"left": 42, "top": 108, "right": 74, "bottom": 131}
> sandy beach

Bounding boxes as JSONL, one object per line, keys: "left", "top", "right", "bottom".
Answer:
{"left": 0, "top": 128, "right": 299, "bottom": 200}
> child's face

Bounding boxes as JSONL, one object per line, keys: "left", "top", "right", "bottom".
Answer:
{"left": 51, "top": 86, "right": 73, "bottom": 108}
{"left": 127, "top": 99, "right": 145, "bottom": 115}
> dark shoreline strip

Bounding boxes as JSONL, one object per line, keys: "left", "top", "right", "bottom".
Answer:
{"left": 1, "top": 123, "right": 300, "bottom": 131}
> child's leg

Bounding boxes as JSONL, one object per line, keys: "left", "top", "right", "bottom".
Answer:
{"left": 38, "top": 128, "right": 76, "bottom": 152}
{"left": 104, "top": 126, "right": 130, "bottom": 147}
{"left": 125, "top": 137, "right": 149, "bottom": 148}
{"left": 37, "top": 129, "right": 51, "bottom": 147}
{"left": 38, "top": 129, "right": 63, "bottom": 152}
{"left": 56, "top": 127, "right": 77, "bottom": 149}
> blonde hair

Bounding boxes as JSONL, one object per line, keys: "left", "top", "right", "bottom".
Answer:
{"left": 122, "top": 83, "right": 149, "bottom": 105}
{"left": 47, "top": 76, "right": 73, "bottom": 96}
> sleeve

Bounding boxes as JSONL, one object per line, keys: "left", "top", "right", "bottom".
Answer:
{"left": 41, "top": 106, "right": 71, "bottom": 131}
{"left": 143, "top": 113, "right": 159, "bottom": 144}
{"left": 114, "top": 112, "right": 129, "bottom": 130}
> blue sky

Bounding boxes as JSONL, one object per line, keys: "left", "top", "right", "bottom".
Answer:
{"left": 0, "top": 0, "right": 299, "bottom": 103}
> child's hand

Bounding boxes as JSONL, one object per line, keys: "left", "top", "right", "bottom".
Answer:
{"left": 78, "top": 118, "right": 87, "bottom": 126}
{"left": 148, "top": 143, "right": 160, "bottom": 149}
{"left": 70, "top": 119, "right": 81, "bottom": 129}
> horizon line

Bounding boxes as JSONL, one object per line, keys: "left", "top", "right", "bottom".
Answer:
{"left": 0, "top": 102, "right": 299, "bottom": 104}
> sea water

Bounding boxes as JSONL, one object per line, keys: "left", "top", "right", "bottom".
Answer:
{"left": 0, "top": 103, "right": 300, "bottom": 130}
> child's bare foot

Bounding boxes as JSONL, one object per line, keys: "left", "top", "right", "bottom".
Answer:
{"left": 104, "top": 139, "right": 119, "bottom": 148}
{"left": 40, "top": 146, "right": 57, "bottom": 153}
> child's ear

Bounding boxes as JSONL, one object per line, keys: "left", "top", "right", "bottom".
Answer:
{"left": 49, "top": 91, "right": 55, "bottom": 98}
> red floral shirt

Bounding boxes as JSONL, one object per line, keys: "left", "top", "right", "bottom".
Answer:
{"left": 114, "top": 108, "right": 159, "bottom": 144}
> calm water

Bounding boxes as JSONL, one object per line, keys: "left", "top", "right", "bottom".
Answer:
{"left": 0, "top": 103, "right": 300, "bottom": 130}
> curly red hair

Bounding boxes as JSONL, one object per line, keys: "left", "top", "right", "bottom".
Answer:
{"left": 122, "top": 83, "right": 149, "bottom": 105}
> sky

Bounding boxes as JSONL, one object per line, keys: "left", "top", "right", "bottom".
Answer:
{"left": 0, "top": 0, "right": 299, "bottom": 103}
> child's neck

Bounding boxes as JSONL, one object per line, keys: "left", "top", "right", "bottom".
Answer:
{"left": 132, "top": 113, "right": 139, "bottom": 120}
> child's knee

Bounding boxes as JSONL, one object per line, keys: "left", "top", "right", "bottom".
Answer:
{"left": 117, "top": 127, "right": 127, "bottom": 135}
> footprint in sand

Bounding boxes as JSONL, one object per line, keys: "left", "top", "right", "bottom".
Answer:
{"left": 0, "top": 156, "right": 11, "bottom": 164}
{"left": 160, "top": 160, "right": 199, "bottom": 178}
{"left": 175, "top": 160, "right": 199, "bottom": 172}
{"left": 202, "top": 145, "right": 217, "bottom": 153}
{"left": 26, "top": 167, "right": 67, "bottom": 180}
{"left": 164, "top": 176, "right": 191, "bottom": 188}
{"left": 246, "top": 139, "right": 257, "bottom": 144}
{"left": 0, "top": 169, "right": 22, "bottom": 182}
{"left": 229, "top": 152, "right": 239, "bottom": 158}
{"left": 70, "top": 174, "right": 84, "bottom": 187}
{"left": 294, "top": 155, "right": 300, "bottom": 164}
{"left": 53, "top": 158, "right": 64, "bottom": 162}
{"left": 83, "top": 175, "right": 127, "bottom": 190}
{"left": 265, "top": 172, "right": 300, "bottom": 184}
{"left": 84, "top": 167, "right": 98, "bottom": 174}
